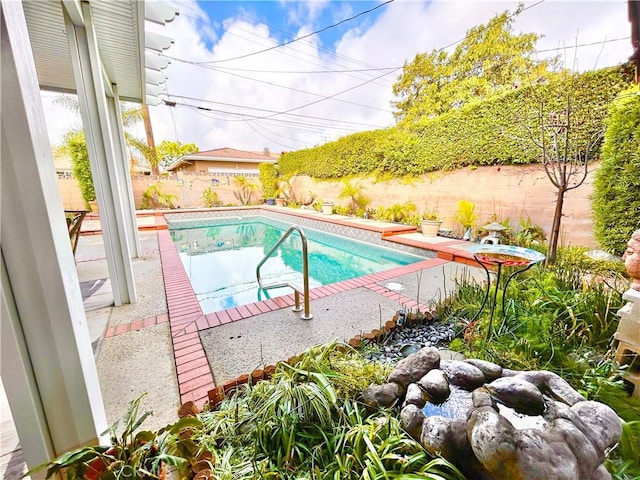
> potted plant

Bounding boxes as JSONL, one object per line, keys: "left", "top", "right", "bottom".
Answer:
{"left": 420, "top": 208, "right": 442, "bottom": 237}
{"left": 28, "top": 395, "right": 201, "bottom": 480}
{"left": 322, "top": 201, "right": 334, "bottom": 215}
{"left": 454, "top": 200, "right": 478, "bottom": 241}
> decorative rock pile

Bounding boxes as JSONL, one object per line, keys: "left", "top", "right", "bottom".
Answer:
{"left": 363, "top": 319, "right": 457, "bottom": 364}
{"left": 363, "top": 346, "right": 622, "bottom": 480}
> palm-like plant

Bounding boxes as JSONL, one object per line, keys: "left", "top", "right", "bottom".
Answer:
{"left": 53, "top": 95, "right": 157, "bottom": 175}
{"left": 232, "top": 175, "right": 258, "bottom": 206}
{"left": 339, "top": 179, "right": 371, "bottom": 215}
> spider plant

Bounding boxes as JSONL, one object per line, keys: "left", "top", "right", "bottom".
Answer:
{"left": 28, "top": 394, "right": 201, "bottom": 479}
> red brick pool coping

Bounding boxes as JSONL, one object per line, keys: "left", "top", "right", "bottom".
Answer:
{"left": 158, "top": 221, "right": 449, "bottom": 405}
{"left": 101, "top": 208, "right": 477, "bottom": 406}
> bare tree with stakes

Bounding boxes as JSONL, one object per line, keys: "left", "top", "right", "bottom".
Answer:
{"left": 534, "top": 96, "right": 603, "bottom": 265}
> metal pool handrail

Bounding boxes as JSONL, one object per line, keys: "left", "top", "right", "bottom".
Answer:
{"left": 256, "top": 225, "right": 312, "bottom": 320}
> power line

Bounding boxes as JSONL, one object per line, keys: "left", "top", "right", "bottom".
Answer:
{"left": 195, "top": 0, "right": 395, "bottom": 65}
{"left": 166, "top": 94, "right": 388, "bottom": 128}
{"left": 161, "top": 35, "right": 629, "bottom": 76}
{"left": 157, "top": 0, "right": 587, "bottom": 124}
{"left": 534, "top": 36, "right": 629, "bottom": 54}
{"left": 169, "top": 99, "right": 380, "bottom": 134}
{"left": 251, "top": 68, "right": 400, "bottom": 120}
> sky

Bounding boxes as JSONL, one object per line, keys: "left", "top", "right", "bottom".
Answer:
{"left": 41, "top": 0, "right": 632, "bottom": 156}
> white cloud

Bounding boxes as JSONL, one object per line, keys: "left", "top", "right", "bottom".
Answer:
{"left": 41, "top": 0, "right": 632, "bottom": 156}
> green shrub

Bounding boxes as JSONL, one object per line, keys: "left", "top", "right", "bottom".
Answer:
{"left": 377, "top": 202, "right": 417, "bottom": 224}
{"left": 258, "top": 162, "right": 277, "bottom": 199}
{"left": 141, "top": 182, "right": 176, "bottom": 209}
{"left": 202, "top": 187, "right": 221, "bottom": 207}
{"left": 593, "top": 87, "right": 640, "bottom": 255}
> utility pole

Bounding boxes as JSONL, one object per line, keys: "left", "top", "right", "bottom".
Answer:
{"left": 141, "top": 103, "right": 158, "bottom": 176}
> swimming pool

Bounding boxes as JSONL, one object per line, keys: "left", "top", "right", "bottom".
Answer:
{"left": 168, "top": 216, "right": 425, "bottom": 313}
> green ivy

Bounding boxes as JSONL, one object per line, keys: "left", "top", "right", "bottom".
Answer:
{"left": 258, "top": 163, "right": 277, "bottom": 199}
{"left": 593, "top": 87, "right": 640, "bottom": 255}
{"left": 278, "top": 65, "right": 633, "bottom": 179}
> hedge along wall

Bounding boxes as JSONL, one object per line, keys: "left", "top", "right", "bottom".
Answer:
{"left": 278, "top": 65, "right": 633, "bottom": 178}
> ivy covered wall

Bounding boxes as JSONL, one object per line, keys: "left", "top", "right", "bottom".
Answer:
{"left": 279, "top": 66, "right": 633, "bottom": 179}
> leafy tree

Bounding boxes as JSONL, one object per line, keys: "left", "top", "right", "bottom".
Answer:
{"left": 593, "top": 88, "right": 640, "bottom": 255}
{"left": 156, "top": 140, "right": 199, "bottom": 171}
{"left": 377, "top": 202, "right": 417, "bottom": 224}
{"left": 392, "top": 7, "right": 555, "bottom": 123}
{"left": 201, "top": 187, "right": 221, "bottom": 208}
{"left": 53, "top": 95, "right": 155, "bottom": 175}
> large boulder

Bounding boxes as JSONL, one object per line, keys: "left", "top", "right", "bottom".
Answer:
{"left": 440, "top": 360, "right": 485, "bottom": 390}
{"left": 418, "top": 368, "right": 450, "bottom": 402}
{"left": 362, "top": 382, "right": 402, "bottom": 408}
{"left": 388, "top": 346, "right": 440, "bottom": 389}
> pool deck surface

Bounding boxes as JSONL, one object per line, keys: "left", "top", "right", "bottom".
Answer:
{"left": 1, "top": 207, "right": 483, "bottom": 479}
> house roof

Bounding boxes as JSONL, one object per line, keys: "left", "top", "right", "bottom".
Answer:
{"left": 21, "top": 0, "right": 177, "bottom": 104}
{"left": 167, "top": 147, "right": 279, "bottom": 171}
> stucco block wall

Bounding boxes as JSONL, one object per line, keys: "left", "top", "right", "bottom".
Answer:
{"left": 293, "top": 164, "right": 598, "bottom": 248}
{"left": 57, "top": 163, "right": 597, "bottom": 247}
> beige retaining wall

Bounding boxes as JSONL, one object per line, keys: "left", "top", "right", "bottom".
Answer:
{"left": 57, "top": 163, "right": 598, "bottom": 248}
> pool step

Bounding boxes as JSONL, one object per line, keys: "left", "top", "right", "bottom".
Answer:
{"left": 287, "top": 280, "right": 305, "bottom": 294}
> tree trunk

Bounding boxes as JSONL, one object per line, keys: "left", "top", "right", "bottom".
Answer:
{"left": 547, "top": 186, "right": 566, "bottom": 265}
{"left": 141, "top": 104, "right": 158, "bottom": 176}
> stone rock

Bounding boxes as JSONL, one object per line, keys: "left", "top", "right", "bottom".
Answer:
{"left": 388, "top": 346, "right": 440, "bottom": 389}
{"left": 591, "top": 465, "right": 613, "bottom": 480}
{"left": 418, "top": 369, "right": 450, "bottom": 402}
{"left": 400, "top": 404, "right": 425, "bottom": 439}
{"left": 571, "top": 401, "right": 622, "bottom": 452}
{"left": 471, "top": 386, "right": 496, "bottom": 409}
{"left": 439, "top": 348, "right": 466, "bottom": 361}
{"left": 387, "top": 358, "right": 621, "bottom": 480}
{"left": 469, "top": 405, "right": 583, "bottom": 480}
{"left": 485, "top": 377, "right": 545, "bottom": 416}
{"left": 465, "top": 358, "right": 503, "bottom": 382}
{"left": 440, "top": 360, "right": 485, "bottom": 390}
{"left": 550, "top": 418, "right": 600, "bottom": 479}
{"left": 514, "top": 428, "right": 581, "bottom": 480}
{"left": 467, "top": 406, "right": 521, "bottom": 478}
{"left": 515, "top": 370, "right": 585, "bottom": 406}
{"left": 362, "top": 382, "right": 401, "bottom": 408}
{"left": 403, "top": 382, "right": 426, "bottom": 408}
{"left": 421, "top": 416, "right": 495, "bottom": 480}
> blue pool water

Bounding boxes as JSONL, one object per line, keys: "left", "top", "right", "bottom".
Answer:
{"left": 169, "top": 216, "right": 423, "bottom": 313}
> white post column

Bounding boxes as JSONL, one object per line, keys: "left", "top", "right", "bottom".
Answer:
{"left": 1, "top": 1, "right": 108, "bottom": 471}
{"left": 107, "top": 87, "right": 141, "bottom": 258}
{"left": 63, "top": 3, "right": 137, "bottom": 304}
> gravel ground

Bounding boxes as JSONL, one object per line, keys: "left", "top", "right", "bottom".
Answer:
{"left": 363, "top": 312, "right": 461, "bottom": 364}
